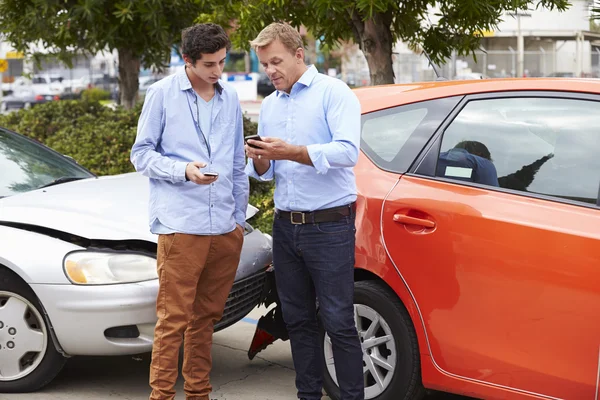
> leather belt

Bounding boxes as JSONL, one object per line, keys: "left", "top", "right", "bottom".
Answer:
{"left": 275, "top": 202, "right": 356, "bottom": 225}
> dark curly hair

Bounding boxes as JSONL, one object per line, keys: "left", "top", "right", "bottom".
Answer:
{"left": 454, "top": 140, "right": 493, "bottom": 161}
{"left": 181, "top": 23, "right": 231, "bottom": 64}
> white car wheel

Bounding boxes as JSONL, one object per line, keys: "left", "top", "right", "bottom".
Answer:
{"left": 0, "top": 291, "right": 48, "bottom": 380}
{"left": 23, "top": 102, "right": 31, "bottom": 110}
{"left": 0, "top": 268, "right": 66, "bottom": 392}
{"left": 324, "top": 304, "right": 397, "bottom": 398}
{"left": 321, "top": 281, "right": 425, "bottom": 400}
{"left": 0, "top": 102, "right": 6, "bottom": 112}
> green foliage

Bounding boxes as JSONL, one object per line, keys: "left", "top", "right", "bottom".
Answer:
{"left": 0, "top": 100, "right": 275, "bottom": 233}
{"left": 0, "top": 0, "right": 210, "bottom": 108}
{"left": 199, "top": 0, "right": 570, "bottom": 78}
{"left": 81, "top": 88, "right": 111, "bottom": 102}
{"left": 592, "top": 0, "right": 600, "bottom": 21}
{"left": 0, "top": 101, "right": 140, "bottom": 175}
{"left": 0, "top": 0, "right": 206, "bottom": 71}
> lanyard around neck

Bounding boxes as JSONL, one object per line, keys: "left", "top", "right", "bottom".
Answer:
{"left": 194, "top": 92, "right": 214, "bottom": 157}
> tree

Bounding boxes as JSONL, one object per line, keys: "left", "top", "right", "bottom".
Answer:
{"left": 0, "top": 0, "right": 206, "bottom": 109}
{"left": 202, "top": 0, "right": 569, "bottom": 85}
{"left": 592, "top": 0, "right": 600, "bottom": 24}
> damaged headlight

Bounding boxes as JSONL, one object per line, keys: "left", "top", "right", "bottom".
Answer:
{"left": 63, "top": 251, "right": 157, "bottom": 285}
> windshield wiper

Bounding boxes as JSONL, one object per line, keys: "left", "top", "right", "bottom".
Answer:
{"left": 39, "top": 176, "right": 87, "bottom": 189}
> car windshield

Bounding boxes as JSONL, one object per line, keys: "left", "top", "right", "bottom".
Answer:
{"left": 0, "top": 128, "right": 94, "bottom": 197}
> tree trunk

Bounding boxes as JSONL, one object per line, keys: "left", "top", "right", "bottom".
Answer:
{"left": 350, "top": 11, "right": 395, "bottom": 85}
{"left": 117, "top": 47, "right": 140, "bottom": 110}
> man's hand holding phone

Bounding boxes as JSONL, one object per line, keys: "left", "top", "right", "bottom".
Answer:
{"left": 245, "top": 135, "right": 307, "bottom": 164}
{"left": 244, "top": 135, "right": 270, "bottom": 173}
{"left": 185, "top": 161, "right": 218, "bottom": 185}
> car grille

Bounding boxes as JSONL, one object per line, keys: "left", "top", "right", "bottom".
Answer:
{"left": 215, "top": 269, "right": 267, "bottom": 331}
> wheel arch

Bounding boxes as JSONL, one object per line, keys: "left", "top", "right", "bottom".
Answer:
{"left": 0, "top": 264, "right": 68, "bottom": 357}
{"left": 354, "top": 267, "right": 430, "bottom": 359}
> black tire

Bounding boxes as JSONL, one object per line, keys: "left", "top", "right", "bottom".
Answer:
{"left": 0, "top": 267, "right": 67, "bottom": 393}
{"left": 322, "top": 280, "right": 425, "bottom": 400}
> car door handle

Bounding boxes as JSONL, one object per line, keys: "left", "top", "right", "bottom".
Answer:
{"left": 393, "top": 214, "right": 436, "bottom": 228}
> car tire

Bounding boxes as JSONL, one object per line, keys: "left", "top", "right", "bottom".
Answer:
{"left": 321, "top": 280, "right": 425, "bottom": 400}
{"left": 0, "top": 267, "right": 67, "bottom": 392}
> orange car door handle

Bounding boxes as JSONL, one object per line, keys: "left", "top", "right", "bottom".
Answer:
{"left": 393, "top": 214, "right": 436, "bottom": 228}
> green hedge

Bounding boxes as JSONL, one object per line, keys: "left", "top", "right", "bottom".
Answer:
{"left": 0, "top": 100, "right": 274, "bottom": 234}
{"left": 81, "top": 88, "right": 111, "bottom": 102}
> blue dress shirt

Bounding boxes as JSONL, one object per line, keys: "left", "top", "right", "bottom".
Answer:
{"left": 437, "top": 148, "right": 499, "bottom": 186}
{"left": 131, "top": 68, "right": 249, "bottom": 235}
{"left": 245, "top": 66, "right": 361, "bottom": 212}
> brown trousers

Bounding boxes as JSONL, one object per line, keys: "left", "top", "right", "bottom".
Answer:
{"left": 149, "top": 229, "right": 243, "bottom": 400}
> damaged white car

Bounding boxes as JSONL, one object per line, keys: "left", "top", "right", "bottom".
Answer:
{"left": 0, "top": 128, "right": 273, "bottom": 392}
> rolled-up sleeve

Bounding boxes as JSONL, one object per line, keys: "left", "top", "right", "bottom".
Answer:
{"left": 306, "top": 82, "right": 361, "bottom": 174}
{"left": 233, "top": 101, "right": 250, "bottom": 227}
{"left": 130, "top": 86, "right": 188, "bottom": 182}
{"left": 245, "top": 158, "right": 275, "bottom": 181}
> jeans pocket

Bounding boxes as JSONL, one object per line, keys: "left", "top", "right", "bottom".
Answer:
{"left": 315, "top": 217, "right": 352, "bottom": 234}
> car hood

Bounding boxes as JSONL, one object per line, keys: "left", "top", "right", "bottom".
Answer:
{"left": 0, "top": 172, "right": 259, "bottom": 242}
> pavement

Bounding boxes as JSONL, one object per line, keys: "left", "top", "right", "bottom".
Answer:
{"left": 0, "top": 306, "right": 470, "bottom": 400}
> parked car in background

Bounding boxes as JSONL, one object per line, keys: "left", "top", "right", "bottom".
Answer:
{"left": 138, "top": 77, "right": 162, "bottom": 95}
{"left": 61, "top": 74, "right": 119, "bottom": 98}
{"left": 251, "top": 78, "right": 600, "bottom": 400}
{"left": 256, "top": 72, "right": 275, "bottom": 97}
{"left": 0, "top": 128, "right": 273, "bottom": 393}
{"left": 1, "top": 92, "right": 59, "bottom": 111}
{"left": 10, "top": 75, "right": 65, "bottom": 98}
{"left": 546, "top": 71, "right": 576, "bottom": 78}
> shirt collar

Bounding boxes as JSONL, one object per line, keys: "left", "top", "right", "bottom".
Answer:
{"left": 178, "top": 67, "right": 223, "bottom": 95}
{"left": 276, "top": 65, "right": 318, "bottom": 97}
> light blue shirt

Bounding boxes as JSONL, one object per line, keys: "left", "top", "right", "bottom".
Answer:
{"left": 131, "top": 68, "right": 249, "bottom": 235}
{"left": 245, "top": 65, "right": 361, "bottom": 212}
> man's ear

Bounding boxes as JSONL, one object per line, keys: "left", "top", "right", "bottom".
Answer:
{"left": 295, "top": 48, "right": 304, "bottom": 63}
{"left": 183, "top": 54, "right": 193, "bottom": 67}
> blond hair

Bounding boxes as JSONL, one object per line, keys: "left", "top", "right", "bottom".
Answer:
{"left": 250, "top": 22, "right": 304, "bottom": 55}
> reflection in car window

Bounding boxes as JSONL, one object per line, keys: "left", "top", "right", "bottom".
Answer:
{"left": 0, "top": 129, "right": 93, "bottom": 197}
{"left": 362, "top": 108, "right": 427, "bottom": 162}
{"left": 361, "top": 97, "right": 461, "bottom": 173}
{"left": 437, "top": 97, "right": 600, "bottom": 205}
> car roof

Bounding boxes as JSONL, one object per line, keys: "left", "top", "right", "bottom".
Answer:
{"left": 353, "top": 78, "right": 600, "bottom": 114}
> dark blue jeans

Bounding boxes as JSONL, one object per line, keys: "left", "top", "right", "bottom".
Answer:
{"left": 273, "top": 211, "right": 364, "bottom": 400}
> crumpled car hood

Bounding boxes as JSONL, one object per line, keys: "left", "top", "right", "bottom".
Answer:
{"left": 0, "top": 172, "right": 259, "bottom": 243}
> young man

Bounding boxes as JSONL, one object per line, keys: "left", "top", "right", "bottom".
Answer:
{"left": 245, "top": 23, "right": 364, "bottom": 400}
{"left": 130, "top": 23, "right": 248, "bottom": 400}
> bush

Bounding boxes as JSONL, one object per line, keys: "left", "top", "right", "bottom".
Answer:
{"left": 81, "top": 88, "right": 111, "bottom": 102}
{"left": 0, "top": 100, "right": 275, "bottom": 233}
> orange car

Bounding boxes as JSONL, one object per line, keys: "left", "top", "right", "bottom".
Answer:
{"left": 251, "top": 78, "right": 600, "bottom": 400}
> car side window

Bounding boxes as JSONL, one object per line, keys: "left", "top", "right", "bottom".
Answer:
{"left": 361, "top": 97, "right": 460, "bottom": 173}
{"left": 436, "top": 97, "right": 600, "bottom": 205}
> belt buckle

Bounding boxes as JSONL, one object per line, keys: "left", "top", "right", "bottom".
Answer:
{"left": 290, "top": 211, "right": 305, "bottom": 225}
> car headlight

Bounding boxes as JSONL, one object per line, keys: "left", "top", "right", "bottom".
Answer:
{"left": 64, "top": 251, "right": 157, "bottom": 285}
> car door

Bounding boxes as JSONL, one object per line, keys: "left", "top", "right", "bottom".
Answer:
{"left": 381, "top": 92, "right": 600, "bottom": 399}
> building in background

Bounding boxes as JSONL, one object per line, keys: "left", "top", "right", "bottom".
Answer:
{"left": 342, "top": 0, "right": 600, "bottom": 83}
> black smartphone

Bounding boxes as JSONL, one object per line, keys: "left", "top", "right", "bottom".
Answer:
{"left": 244, "top": 134, "right": 263, "bottom": 149}
{"left": 203, "top": 172, "right": 219, "bottom": 177}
